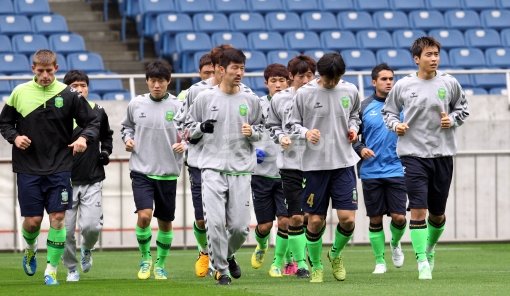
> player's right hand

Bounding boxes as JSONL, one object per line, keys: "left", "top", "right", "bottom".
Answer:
{"left": 361, "top": 148, "right": 375, "bottom": 159}
{"left": 14, "top": 135, "right": 31, "bottom": 150}
{"left": 395, "top": 123, "right": 409, "bottom": 136}
{"left": 305, "top": 129, "right": 321, "bottom": 144}
{"left": 125, "top": 139, "right": 135, "bottom": 152}
{"left": 280, "top": 136, "right": 291, "bottom": 149}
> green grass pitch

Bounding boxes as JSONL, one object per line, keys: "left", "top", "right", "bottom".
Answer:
{"left": 0, "top": 243, "right": 508, "bottom": 296}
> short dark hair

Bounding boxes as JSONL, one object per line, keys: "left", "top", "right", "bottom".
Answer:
{"left": 145, "top": 59, "right": 172, "bottom": 81}
{"left": 263, "top": 63, "right": 289, "bottom": 82}
{"left": 198, "top": 53, "right": 213, "bottom": 70}
{"left": 32, "top": 49, "right": 57, "bottom": 66}
{"left": 63, "top": 70, "right": 89, "bottom": 86}
{"left": 411, "top": 36, "right": 441, "bottom": 59}
{"left": 371, "top": 63, "right": 394, "bottom": 81}
{"left": 218, "top": 48, "right": 246, "bottom": 68}
{"left": 287, "top": 55, "right": 316, "bottom": 76}
{"left": 317, "top": 52, "right": 346, "bottom": 79}
{"left": 210, "top": 44, "right": 234, "bottom": 66}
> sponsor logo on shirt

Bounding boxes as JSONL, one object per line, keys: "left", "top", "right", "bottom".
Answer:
{"left": 139, "top": 112, "right": 146, "bottom": 118}
{"left": 211, "top": 105, "right": 219, "bottom": 111}
{"left": 314, "top": 102, "right": 323, "bottom": 108}
{"left": 410, "top": 92, "right": 418, "bottom": 98}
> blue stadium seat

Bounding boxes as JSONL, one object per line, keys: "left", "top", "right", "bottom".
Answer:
{"left": 463, "top": 87, "right": 488, "bottom": 95}
{"left": 354, "top": 0, "right": 389, "bottom": 11}
{"left": 502, "top": 29, "right": 510, "bottom": 46}
{"left": 462, "top": 0, "right": 498, "bottom": 11}
{"left": 376, "top": 49, "right": 415, "bottom": 70}
{"left": 449, "top": 48, "right": 485, "bottom": 68}
{"left": 246, "top": 76, "right": 266, "bottom": 93}
{"left": 304, "top": 50, "right": 326, "bottom": 61}
{"left": 356, "top": 30, "right": 393, "bottom": 50}
{"left": 472, "top": 73, "right": 506, "bottom": 88}
{"left": 247, "top": 0, "right": 284, "bottom": 13}
{"left": 67, "top": 52, "right": 105, "bottom": 73}
{"left": 248, "top": 31, "right": 285, "bottom": 52}
{"left": 266, "top": 50, "right": 300, "bottom": 65}
{"left": 0, "top": 15, "right": 32, "bottom": 36}
{"left": 480, "top": 9, "right": 510, "bottom": 30}
{"left": 155, "top": 13, "right": 193, "bottom": 58}
{"left": 301, "top": 12, "right": 337, "bottom": 32}
{"left": 489, "top": 87, "right": 507, "bottom": 95}
{"left": 229, "top": 12, "right": 266, "bottom": 32}
{"left": 174, "top": 32, "right": 212, "bottom": 72}
{"left": 211, "top": 32, "right": 248, "bottom": 49}
{"left": 31, "top": 14, "right": 68, "bottom": 35}
{"left": 320, "top": 30, "right": 357, "bottom": 51}
{"left": 465, "top": 29, "right": 501, "bottom": 49}
{"left": 136, "top": 0, "right": 176, "bottom": 59}
{"left": 49, "top": 33, "right": 86, "bottom": 54}
{"left": 0, "top": 35, "right": 13, "bottom": 52}
{"left": 429, "top": 29, "right": 466, "bottom": 49}
{"left": 0, "top": 80, "right": 11, "bottom": 93}
{"left": 265, "top": 12, "right": 301, "bottom": 32}
{"left": 393, "top": 29, "right": 426, "bottom": 48}
{"left": 408, "top": 10, "right": 445, "bottom": 30}
{"left": 500, "top": 0, "right": 510, "bottom": 9}
{"left": 444, "top": 10, "right": 481, "bottom": 30}
{"left": 87, "top": 92, "right": 102, "bottom": 100}
{"left": 391, "top": 0, "right": 426, "bottom": 11}
{"left": 89, "top": 74, "right": 125, "bottom": 96}
{"left": 14, "top": 0, "right": 50, "bottom": 16}
{"left": 284, "top": 31, "right": 321, "bottom": 52}
{"left": 212, "top": 0, "right": 248, "bottom": 13}
{"left": 452, "top": 74, "right": 473, "bottom": 88}
{"left": 372, "top": 11, "right": 409, "bottom": 31}
{"left": 243, "top": 50, "right": 267, "bottom": 71}
{"left": 175, "top": 0, "right": 212, "bottom": 14}
{"left": 103, "top": 91, "right": 132, "bottom": 101}
{"left": 485, "top": 47, "right": 510, "bottom": 68}
{"left": 319, "top": 0, "right": 354, "bottom": 12}
{"left": 1, "top": 93, "right": 11, "bottom": 101}
{"left": 193, "top": 13, "right": 230, "bottom": 33}
{"left": 341, "top": 49, "right": 377, "bottom": 71}
{"left": 192, "top": 50, "right": 210, "bottom": 72}
{"left": 283, "top": 0, "right": 319, "bottom": 12}
{"left": 55, "top": 53, "right": 67, "bottom": 72}
{"left": 119, "top": 0, "right": 141, "bottom": 40}
{"left": 0, "top": 1, "right": 15, "bottom": 15}
{"left": 341, "top": 75, "right": 360, "bottom": 89}
{"left": 12, "top": 34, "right": 48, "bottom": 56}
{"left": 426, "top": 0, "right": 462, "bottom": 11}
{"left": 337, "top": 11, "right": 374, "bottom": 32}
{"left": 440, "top": 49, "right": 450, "bottom": 68}
{"left": 0, "top": 53, "right": 30, "bottom": 74}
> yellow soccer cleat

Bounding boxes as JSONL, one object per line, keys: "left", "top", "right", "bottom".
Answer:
{"left": 137, "top": 260, "right": 152, "bottom": 280}
{"left": 251, "top": 245, "right": 268, "bottom": 269}
{"left": 309, "top": 268, "right": 324, "bottom": 283}
{"left": 195, "top": 251, "right": 210, "bottom": 277}
{"left": 328, "top": 251, "right": 346, "bottom": 281}
{"left": 268, "top": 265, "right": 283, "bottom": 278}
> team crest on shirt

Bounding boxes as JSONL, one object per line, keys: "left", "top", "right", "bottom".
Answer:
{"left": 55, "top": 96, "right": 64, "bottom": 108}
{"left": 341, "top": 96, "right": 350, "bottom": 108}
{"left": 239, "top": 104, "right": 248, "bottom": 116}
{"left": 165, "top": 111, "right": 175, "bottom": 121}
{"left": 438, "top": 88, "right": 446, "bottom": 100}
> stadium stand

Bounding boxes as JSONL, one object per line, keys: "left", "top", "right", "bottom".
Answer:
{"left": 174, "top": 32, "right": 212, "bottom": 72}
{"left": 31, "top": 14, "right": 69, "bottom": 35}
{"left": 337, "top": 11, "right": 374, "bottom": 32}
{"left": 449, "top": 48, "right": 486, "bottom": 68}
{"left": 341, "top": 49, "right": 377, "bottom": 71}
{"left": 391, "top": 0, "right": 427, "bottom": 11}
{"left": 265, "top": 12, "right": 302, "bottom": 32}
{"left": 485, "top": 47, "right": 510, "bottom": 68}
{"left": 248, "top": 32, "right": 286, "bottom": 52}
{"left": 283, "top": 0, "right": 320, "bottom": 12}
{"left": 48, "top": 33, "right": 86, "bottom": 54}
{"left": 102, "top": 91, "right": 132, "bottom": 101}
{"left": 243, "top": 50, "right": 267, "bottom": 71}
{"left": 393, "top": 29, "right": 427, "bottom": 48}
{"left": 284, "top": 31, "right": 321, "bottom": 52}
{"left": 12, "top": 33, "right": 49, "bottom": 56}
{"left": 67, "top": 52, "right": 106, "bottom": 73}
{"left": 319, "top": 0, "right": 354, "bottom": 12}
{"left": 301, "top": 12, "right": 338, "bottom": 32}
{"left": 444, "top": 10, "right": 481, "bottom": 30}
{"left": 212, "top": 32, "right": 249, "bottom": 49}
{"left": 0, "top": 35, "right": 13, "bottom": 53}
{"left": 193, "top": 13, "right": 230, "bottom": 33}
{"left": 376, "top": 49, "right": 415, "bottom": 70}
{"left": 229, "top": 12, "right": 266, "bottom": 32}
{"left": 154, "top": 13, "right": 193, "bottom": 58}
{"left": 356, "top": 30, "right": 393, "bottom": 50}
{"left": 175, "top": 0, "right": 213, "bottom": 14}
{"left": 320, "top": 30, "right": 357, "bottom": 51}
{"left": 0, "top": 53, "right": 30, "bottom": 74}
{"left": 89, "top": 74, "right": 126, "bottom": 96}
{"left": 428, "top": 29, "right": 466, "bottom": 49}
{"left": 480, "top": 9, "right": 510, "bottom": 30}
{"left": 354, "top": 0, "right": 389, "bottom": 12}
{"left": 463, "top": 0, "right": 498, "bottom": 10}
{"left": 426, "top": 0, "right": 462, "bottom": 11}
{"left": 408, "top": 10, "right": 445, "bottom": 30}
{"left": 0, "top": 15, "right": 32, "bottom": 36}
{"left": 465, "top": 29, "right": 501, "bottom": 49}
{"left": 0, "top": 1, "right": 15, "bottom": 15}
{"left": 372, "top": 11, "right": 409, "bottom": 31}
{"left": 13, "top": 0, "right": 51, "bottom": 16}
{"left": 212, "top": 0, "right": 248, "bottom": 13}
{"left": 266, "top": 50, "right": 300, "bottom": 65}
{"left": 247, "top": 0, "right": 284, "bottom": 13}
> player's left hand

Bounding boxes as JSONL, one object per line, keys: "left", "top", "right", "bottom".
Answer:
{"left": 347, "top": 129, "right": 357, "bottom": 143}
{"left": 68, "top": 136, "right": 87, "bottom": 155}
{"left": 440, "top": 112, "right": 451, "bottom": 129}
{"left": 241, "top": 123, "right": 252, "bottom": 137}
{"left": 172, "top": 142, "right": 185, "bottom": 154}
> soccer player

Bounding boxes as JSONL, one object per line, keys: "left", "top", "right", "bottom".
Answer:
{"left": 185, "top": 48, "right": 263, "bottom": 285}
{"left": 250, "top": 63, "right": 290, "bottom": 277}
{"left": 177, "top": 53, "right": 215, "bottom": 101}
{"left": 120, "top": 60, "right": 185, "bottom": 280}
{"left": 62, "top": 70, "right": 114, "bottom": 282}
{"left": 266, "top": 55, "right": 317, "bottom": 278}
{"left": 286, "top": 52, "right": 361, "bottom": 283}
{"left": 382, "top": 36, "right": 469, "bottom": 280}
{"left": 352, "top": 64, "right": 406, "bottom": 274}
{"left": 0, "top": 49, "right": 99, "bottom": 285}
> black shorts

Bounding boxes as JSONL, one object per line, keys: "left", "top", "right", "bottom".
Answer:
{"left": 401, "top": 156, "right": 453, "bottom": 216}
{"left": 362, "top": 177, "right": 407, "bottom": 217}
{"left": 130, "top": 171, "right": 177, "bottom": 222}
{"left": 303, "top": 167, "right": 358, "bottom": 215}
{"left": 17, "top": 172, "right": 73, "bottom": 216}
{"left": 280, "top": 169, "right": 304, "bottom": 216}
{"left": 251, "top": 175, "right": 286, "bottom": 224}
{"left": 188, "top": 166, "right": 204, "bottom": 221}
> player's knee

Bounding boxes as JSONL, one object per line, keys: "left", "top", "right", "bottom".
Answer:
{"left": 257, "top": 222, "right": 273, "bottom": 235}
{"left": 391, "top": 214, "right": 406, "bottom": 226}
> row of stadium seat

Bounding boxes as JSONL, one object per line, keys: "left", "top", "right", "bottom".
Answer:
{"left": 0, "top": 14, "right": 69, "bottom": 36}
{"left": 1, "top": 0, "right": 50, "bottom": 16}
{"left": 1, "top": 89, "right": 131, "bottom": 102}
{"left": 0, "top": 33, "right": 86, "bottom": 55}
{"left": 0, "top": 52, "right": 105, "bottom": 74}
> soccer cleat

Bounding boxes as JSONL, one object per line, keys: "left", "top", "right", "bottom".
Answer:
{"left": 296, "top": 268, "right": 310, "bottom": 278}
{"left": 268, "top": 265, "right": 283, "bottom": 278}
{"left": 81, "top": 249, "right": 93, "bottom": 273}
{"left": 328, "top": 251, "right": 346, "bottom": 281}
{"left": 227, "top": 256, "right": 241, "bottom": 279}
{"left": 418, "top": 260, "right": 432, "bottom": 280}
{"left": 195, "top": 251, "right": 210, "bottom": 277}
{"left": 137, "top": 260, "right": 152, "bottom": 280}
{"left": 44, "top": 271, "right": 59, "bottom": 286}
{"left": 391, "top": 242, "right": 405, "bottom": 268}
{"left": 426, "top": 245, "right": 436, "bottom": 272}
{"left": 250, "top": 245, "right": 268, "bottom": 269}
{"left": 283, "top": 261, "right": 298, "bottom": 276}
{"left": 154, "top": 266, "right": 168, "bottom": 280}
{"left": 372, "top": 263, "right": 387, "bottom": 274}
{"left": 216, "top": 274, "right": 232, "bottom": 285}
{"left": 309, "top": 268, "right": 324, "bottom": 283}
{"left": 66, "top": 270, "right": 80, "bottom": 282}
{"left": 22, "top": 248, "right": 37, "bottom": 276}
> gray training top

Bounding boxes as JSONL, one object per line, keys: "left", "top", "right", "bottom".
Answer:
{"left": 253, "top": 95, "right": 280, "bottom": 178}
{"left": 382, "top": 70, "right": 469, "bottom": 158}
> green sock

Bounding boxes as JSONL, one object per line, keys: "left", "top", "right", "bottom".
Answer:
{"left": 306, "top": 230, "right": 323, "bottom": 270}
{"left": 427, "top": 218, "right": 445, "bottom": 249}
{"left": 284, "top": 248, "right": 293, "bottom": 264}
{"left": 273, "top": 229, "right": 288, "bottom": 268}
{"left": 330, "top": 224, "right": 353, "bottom": 258}
{"left": 22, "top": 228, "right": 40, "bottom": 248}
{"left": 193, "top": 222, "right": 208, "bottom": 253}
{"left": 390, "top": 220, "right": 407, "bottom": 247}
{"left": 288, "top": 225, "right": 307, "bottom": 269}
{"left": 410, "top": 220, "right": 427, "bottom": 261}
{"left": 368, "top": 223, "right": 386, "bottom": 264}
{"left": 155, "top": 230, "right": 173, "bottom": 268}
{"left": 255, "top": 226, "right": 270, "bottom": 250}
{"left": 136, "top": 225, "right": 152, "bottom": 260}
{"left": 46, "top": 227, "right": 65, "bottom": 267}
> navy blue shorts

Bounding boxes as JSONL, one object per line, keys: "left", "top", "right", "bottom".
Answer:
{"left": 362, "top": 177, "right": 407, "bottom": 217}
{"left": 302, "top": 167, "right": 358, "bottom": 215}
{"left": 188, "top": 166, "right": 204, "bottom": 221}
{"left": 17, "top": 172, "right": 72, "bottom": 216}
{"left": 130, "top": 171, "right": 177, "bottom": 222}
{"left": 401, "top": 156, "right": 453, "bottom": 216}
{"left": 280, "top": 169, "right": 304, "bottom": 216}
{"left": 251, "top": 175, "right": 286, "bottom": 224}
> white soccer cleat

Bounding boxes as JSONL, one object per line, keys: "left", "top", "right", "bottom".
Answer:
{"left": 66, "top": 270, "right": 80, "bottom": 282}
{"left": 418, "top": 260, "right": 432, "bottom": 280}
{"left": 372, "top": 263, "right": 387, "bottom": 274}
{"left": 391, "top": 242, "right": 404, "bottom": 268}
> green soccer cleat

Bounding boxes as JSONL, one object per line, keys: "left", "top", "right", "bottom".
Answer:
{"left": 154, "top": 266, "right": 168, "bottom": 280}
{"left": 418, "top": 260, "right": 432, "bottom": 280}
{"left": 309, "top": 268, "right": 324, "bottom": 283}
{"left": 328, "top": 250, "right": 346, "bottom": 281}
{"left": 268, "top": 265, "right": 283, "bottom": 278}
{"left": 251, "top": 245, "right": 268, "bottom": 269}
{"left": 137, "top": 260, "right": 152, "bottom": 280}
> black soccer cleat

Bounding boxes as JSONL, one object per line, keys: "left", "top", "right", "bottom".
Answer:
{"left": 216, "top": 274, "right": 232, "bottom": 285}
{"left": 227, "top": 256, "right": 242, "bottom": 279}
{"left": 296, "top": 268, "right": 310, "bottom": 278}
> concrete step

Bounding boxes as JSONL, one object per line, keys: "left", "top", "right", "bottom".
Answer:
{"left": 68, "top": 21, "right": 113, "bottom": 32}
{"left": 101, "top": 51, "right": 139, "bottom": 61}
{"left": 105, "top": 61, "right": 147, "bottom": 73}
{"left": 76, "top": 30, "right": 120, "bottom": 42}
